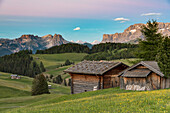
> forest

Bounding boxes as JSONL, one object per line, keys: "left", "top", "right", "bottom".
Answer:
{"left": 36, "top": 43, "right": 90, "bottom": 54}
{"left": 0, "top": 50, "right": 45, "bottom": 77}
{"left": 35, "top": 42, "right": 138, "bottom": 60}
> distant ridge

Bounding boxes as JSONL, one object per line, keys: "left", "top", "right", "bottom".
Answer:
{"left": 102, "top": 22, "right": 170, "bottom": 43}
{"left": 0, "top": 34, "right": 69, "bottom": 56}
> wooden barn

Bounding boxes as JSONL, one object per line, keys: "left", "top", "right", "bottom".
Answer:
{"left": 119, "top": 61, "right": 170, "bottom": 91}
{"left": 64, "top": 60, "right": 128, "bottom": 94}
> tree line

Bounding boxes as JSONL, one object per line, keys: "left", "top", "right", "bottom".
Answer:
{"left": 83, "top": 48, "right": 135, "bottom": 61}
{"left": 0, "top": 50, "right": 46, "bottom": 77}
{"left": 36, "top": 43, "right": 90, "bottom": 54}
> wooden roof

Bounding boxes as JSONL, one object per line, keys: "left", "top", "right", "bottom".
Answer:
{"left": 119, "top": 61, "right": 164, "bottom": 77}
{"left": 122, "top": 69, "right": 151, "bottom": 77}
{"left": 64, "top": 60, "right": 126, "bottom": 75}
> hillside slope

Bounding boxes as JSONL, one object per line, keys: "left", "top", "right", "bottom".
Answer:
{"left": 0, "top": 72, "right": 70, "bottom": 111}
{"left": 3, "top": 88, "right": 170, "bottom": 113}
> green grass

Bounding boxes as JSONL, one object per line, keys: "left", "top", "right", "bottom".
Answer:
{"left": 2, "top": 88, "right": 170, "bottom": 113}
{"left": 0, "top": 86, "right": 30, "bottom": 99}
{"left": 31, "top": 53, "right": 87, "bottom": 78}
{"left": 113, "top": 58, "right": 140, "bottom": 66}
{"left": 0, "top": 71, "right": 70, "bottom": 112}
{"left": 31, "top": 53, "right": 87, "bottom": 69}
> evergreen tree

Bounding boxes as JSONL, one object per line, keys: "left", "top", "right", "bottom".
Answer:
{"left": 68, "top": 79, "right": 71, "bottom": 86}
{"left": 50, "top": 74, "right": 53, "bottom": 79}
{"left": 40, "top": 61, "right": 46, "bottom": 72}
{"left": 64, "top": 79, "right": 67, "bottom": 86}
{"left": 156, "top": 36, "right": 170, "bottom": 77}
{"left": 136, "top": 20, "right": 162, "bottom": 60}
{"left": 64, "top": 59, "right": 72, "bottom": 66}
{"left": 32, "top": 61, "right": 42, "bottom": 76}
{"left": 31, "top": 73, "right": 50, "bottom": 96}
{"left": 56, "top": 75, "right": 63, "bottom": 84}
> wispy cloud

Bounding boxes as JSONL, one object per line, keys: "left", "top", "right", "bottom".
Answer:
{"left": 141, "top": 13, "right": 161, "bottom": 16}
{"left": 73, "top": 27, "right": 80, "bottom": 31}
{"left": 0, "top": 18, "right": 33, "bottom": 22}
{"left": 114, "top": 17, "right": 130, "bottom": 23}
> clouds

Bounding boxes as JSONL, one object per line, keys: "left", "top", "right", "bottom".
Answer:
{"left": 141, "top": 13, "right": 161, "bottom": 16}
{"left": 114, "top": 17, "right": 130, "bottom": 23}
{"left": 73, "top": 27, "right": 80, "bottom": 31}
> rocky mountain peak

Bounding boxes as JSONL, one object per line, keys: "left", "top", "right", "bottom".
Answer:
{"left": 102, "top": 22, "right": 170, "bottom": 43}
{"left": 0, "top": 34, "right": 69, "bottom": 55}
{"left": 42, "top": 34, "right": 53, "bottom": 38}
{"left": 20, "top": 34, "right": 39, "bottom": 39}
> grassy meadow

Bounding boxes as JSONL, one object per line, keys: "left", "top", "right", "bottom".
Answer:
{"left": 1, "top": 53, "right": 168, "bottom": 113}
{"left": 1, "top": 87, "right": 169, "bottom": 113}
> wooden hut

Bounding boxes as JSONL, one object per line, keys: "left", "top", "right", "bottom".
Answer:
{"left": 10, "top": 74, "right": 21, "bottom": 79}
{"left": 119, "top": 61, "right": 170, "bottom": 91}
{"left": 64, "top": 60, "right": 128, "bottom": 94}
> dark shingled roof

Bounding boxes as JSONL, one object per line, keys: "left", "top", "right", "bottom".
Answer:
{"left": 64, "top": 60, "right": 125, "bottom": 75}
{"left": 119, "top": 61, "right": 164, "bottom": 77}
{"left": 122, "top": 69, "right": 151, "bottom": 77}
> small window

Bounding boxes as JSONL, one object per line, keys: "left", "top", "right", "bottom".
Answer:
{"left": 84, "top": 90, "right": 87, "bottom": 92}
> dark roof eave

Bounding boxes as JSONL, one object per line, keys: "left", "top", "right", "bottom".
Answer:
{"left": 122, "top": 71, "right": 151, "bottom": 78}
{"left": 64, "top": 71, "right": 103, "bottom": 75}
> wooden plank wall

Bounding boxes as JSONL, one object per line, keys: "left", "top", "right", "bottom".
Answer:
{"left": 120, "top": 72, "right": 164, "bottom": 90}
{"left": 161, "top": 77, "right": 170, "bottom": 89}
{"left": 147, "top": 72, "right": 161, "bottom": 89}
{"left": 70, "top": 74, "right": 100, "bottom": 94}
{"left": 103, "top": 65, "right": 128, "bottom": 89}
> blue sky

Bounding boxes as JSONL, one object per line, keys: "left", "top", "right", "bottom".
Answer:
{"left": 0, "top": 0, "right": 169, "bottom": 42}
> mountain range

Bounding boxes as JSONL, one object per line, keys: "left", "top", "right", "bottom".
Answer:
{"left": 0, "top": 34, "right": 69, "bottom": 56}
{"left": 0, "top": 22, "right": 169, "bottom": 56}
{"left": 102, "top": 22, "right": 170, "bottom": 43}
{"left": 0, "top": 34, "right": 98, "bottom": 56}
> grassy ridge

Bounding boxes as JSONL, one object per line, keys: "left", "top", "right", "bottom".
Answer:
{"left": 31, "top": 53, "right": 87, "bottom": 69}
{"left": 31, "top": 53, "right": 87, "bottom": 77}
{"left": 4, "top": 88, "right": 170, "bottom": 113}
{"left": 0, "top": 72, "right": 70, "bottom": 112}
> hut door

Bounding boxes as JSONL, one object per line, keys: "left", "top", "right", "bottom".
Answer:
{"left": 104, "top": 77, "right": 111, "bottom": 88}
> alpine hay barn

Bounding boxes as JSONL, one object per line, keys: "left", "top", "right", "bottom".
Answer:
{"left": 119, "top": 61, "right": 170, "bottom": 91}
{"left": 64, "top": 60, "right": 128, "bottom": 94}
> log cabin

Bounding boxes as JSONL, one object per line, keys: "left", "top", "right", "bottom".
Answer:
{"left": 119, "top": 61, "right": 170, "bottom": 91}
{"left": 64, "top": 60, "right": 129, "bottom": 94}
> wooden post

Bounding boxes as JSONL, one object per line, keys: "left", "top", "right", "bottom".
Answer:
{"left": 70, "top": 74, "right": 74, "bottom": 94}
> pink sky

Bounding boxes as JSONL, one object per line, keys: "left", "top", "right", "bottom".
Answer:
{"left": 0, "top": 0, "right": 169, "bottom": 18}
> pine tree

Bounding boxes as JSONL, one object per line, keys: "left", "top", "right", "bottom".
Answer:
{"left": 156, "top": 36, "right": 170, "bottom": 77}
{"left": 64, "top": 59, "right": 71, "bottom": 66}
{"left": 50, "top": 74, "right": 53, "bottom": 79}
{"left": 32, "top": 61, "right": 42, "bottom": 75}
{"left": 31, "top": 73, "right": 50, "bottom": 96}
{"left": 64, "top": 79, "right": 67, "bottom": 86}
{"left": 136, "top": 20, "right": 162, "bottom": 60}
{"left": 56, "top": 75, "right": 63, "bottom": 84}
{"left": 40, "top": 61, "right": 46, "bottom": 72}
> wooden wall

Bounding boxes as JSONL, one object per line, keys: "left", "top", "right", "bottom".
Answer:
{"left": 120, "top": 72, "right": 166, "bottom": 91}
{"left": 161, "top": 77, "right": 170, "bottom": 89}
{"left": 70, "top": 73, "right": 101, "bottom": 94}
{"left": 103, "top": 64, "right": 128, "bottom": 89}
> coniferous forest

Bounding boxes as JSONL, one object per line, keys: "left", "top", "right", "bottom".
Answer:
{"left": 0, "top": 50, "right": 45, "bottom": 77}
{"left": 36, "top": 43, "right": 90, "bottom": 54}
